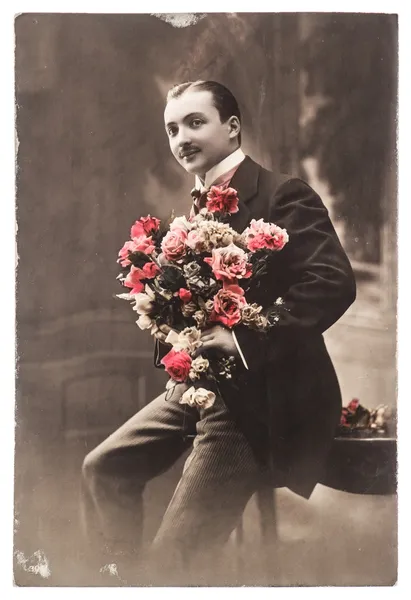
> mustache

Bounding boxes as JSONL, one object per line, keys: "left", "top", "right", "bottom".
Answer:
{"left": 179, "top": 147, "right": 200, "bottom": 159}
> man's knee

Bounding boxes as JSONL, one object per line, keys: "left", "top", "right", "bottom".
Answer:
{"left": 82, "top": 446, "right": 106, "bottom": 484}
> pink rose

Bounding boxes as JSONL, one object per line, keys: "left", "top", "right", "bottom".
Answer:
{"left": 118, "top": 240, "right": 138, "bottom": 267}
{"left": 170, "top": 216, "right": 193, "bottom": 232}
{"left": 132, "top": 235, "right": 155, "bottom": 254}
{"left": 206, "top": 186, "right": 239, "bottom": 215}
{"left": 210, "top": 284, "right": 247, "bottom": 328}
{"left": 347, "top": 399, "right": 360, "bottom": 413}
{"left": 186, "top": 229, "right": 206, "bottom": 252}
{"left": 204, "top": 243, "right": 252, "bottom": 283}
{"left": 124, "top": 265, "right": 145, "bottom": 295}
{"left": 161, "top": 228, "right": 188, "bottom": 261}
{"left": 161, "top": 349, "right": 192, "bottom": 382}
{"left": 243, "top": 219, "right": 289, "bottom": 252}
{"left": 123, "top": 262, "right": 159, "bottom": 294}
{"left": 142, "top": 262, "right": 160, "bottom": 279}
{"left": 131, "top": 215, "right": 160, "bottom": 238}
{"left": 178, "top": 288, "right": 192, "bottom": 303}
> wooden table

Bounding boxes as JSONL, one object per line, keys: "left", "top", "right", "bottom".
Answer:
{"left": 320, "top": 435, "right": 397, "bottom": 495}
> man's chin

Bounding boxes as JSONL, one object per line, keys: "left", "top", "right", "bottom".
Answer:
{"left": 179, "top": 158, "right": 206, "bottom": 177}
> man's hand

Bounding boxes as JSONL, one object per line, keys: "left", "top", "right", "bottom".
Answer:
{"left": 193, "top": 325, "right": 239, "bottom": 359}
{"left": 153, "top": 323, "right": 174, "bottom": 344}
{"left": 165, "top": 381, "right": 190, "bottom": 403}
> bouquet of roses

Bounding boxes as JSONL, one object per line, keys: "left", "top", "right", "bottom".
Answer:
{"left": 116, "top": 186, "right": 289, "bottom": 409}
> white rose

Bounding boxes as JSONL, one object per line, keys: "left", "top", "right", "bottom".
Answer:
{"left": 167, "top": 326, "right": 203, "bottom": 354}
{"left": 133, "top": 293, "right": 154, "bottom": 315}
{"left": 136, "top": 314, "right": 153, "bottom": 330}
{"left": 178, "top": 327, "right": 202, "bottom": 351}
{"left": 170, "top": 216, "right": 194, "bottom": 232}
{"left": 189, "top": 356, "right": 210, "bottom": 381}
{"left": 165, "top": 329, "right": 180, "bottom": 346}
{"left": 180, "top": 387, "right": 216, "bottom": 409}
{"left": 116, "top": 292, "right": 134, "bottom": 301}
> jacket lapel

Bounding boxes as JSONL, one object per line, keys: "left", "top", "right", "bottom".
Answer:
{"left": 227, "top": 156, "right": 260, "bottom": 233}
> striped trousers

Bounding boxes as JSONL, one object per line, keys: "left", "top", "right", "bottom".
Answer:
{"left": 80, "top": 384, "right": 267, "bottom": 584}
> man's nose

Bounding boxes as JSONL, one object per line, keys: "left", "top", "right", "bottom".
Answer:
{"left": 176, "top": 127, "right": 192, "bottom": 147}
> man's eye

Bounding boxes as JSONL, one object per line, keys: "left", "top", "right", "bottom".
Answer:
{"left": 167, "top": 127, "right": 177, "bottom": 136}
{"left": 191, "top": 119, "right": 203, "bottom": 128}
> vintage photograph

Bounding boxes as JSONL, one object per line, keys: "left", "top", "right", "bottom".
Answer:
{"left": 14, "top": 12, "right": 397, "bottom": 587}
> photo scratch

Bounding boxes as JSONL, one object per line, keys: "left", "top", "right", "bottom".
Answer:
{"left": 100, "top": 563, "right": 127, "bottom": 584}
{"left": 15, "top": 549, "right": 51, "bottom": 579}
{"left": 151, "top": 13, "right": 206, "bottom": 28}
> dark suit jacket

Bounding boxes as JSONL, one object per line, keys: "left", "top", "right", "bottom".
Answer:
{"left": 155, "top": 156, "right": 356, "bottom": 499}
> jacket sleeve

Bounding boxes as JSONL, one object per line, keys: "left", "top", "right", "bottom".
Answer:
{"left": 233, "top": 177, "right": 356, "bottom": 372}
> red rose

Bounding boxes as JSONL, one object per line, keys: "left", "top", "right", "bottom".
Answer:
{"left": 210, "top": 284, "right": 247, "bottom": 328}
{"left": 178, "top": 288, "right": 192, "bottom": 303}
{"left": 340, "top": 409, "right": 349, "bottom": 426}
{"left": 206, "top": 186, "right": 239, "bottom": 215}
{"left": 131, "top": 215, "right": 160, "bottom": 238}
{"left": 161, "top": 228, "right": 188, "bottom": 261}
{"left": 161, "top": 349, "right": 192, "bottom": 382}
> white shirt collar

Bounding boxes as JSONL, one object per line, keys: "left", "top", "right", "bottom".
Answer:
{"left": 195, "top": 148, "right": 245, "bottom": 191}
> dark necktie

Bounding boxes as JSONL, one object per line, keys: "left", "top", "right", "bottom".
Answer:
{"left": 190, "top": 187, "right": 209, "bottom": 215}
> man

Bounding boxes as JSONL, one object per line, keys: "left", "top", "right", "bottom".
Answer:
{"left": 81, "top": 80, "right": 356, "bottom": 585}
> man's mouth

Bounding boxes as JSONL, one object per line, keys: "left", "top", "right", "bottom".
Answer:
{"left": 180, "top": 149, "right": 200, "bottom": 159}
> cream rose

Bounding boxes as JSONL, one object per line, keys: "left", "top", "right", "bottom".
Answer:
{"left": 133, "top": 293, "right": 154, "bottom": 315}
{"left": 165, "top": 326, "right": 202, "bottom": 354}
{"left": 136, "top": 314, "right": 153, "bottom": 330}
{"left": 189, "top": 356, "right": 210, "bottom": 381}
{"left": 180, "top": 386, "right": 216, "bottom": 409}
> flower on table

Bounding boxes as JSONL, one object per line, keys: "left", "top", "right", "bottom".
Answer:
{"left": 347, "top": 399, "right": 360, "bottom": 413}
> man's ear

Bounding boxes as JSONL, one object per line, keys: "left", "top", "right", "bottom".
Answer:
{"left": 227, "top": 116, "right": 241, "bottom": 139}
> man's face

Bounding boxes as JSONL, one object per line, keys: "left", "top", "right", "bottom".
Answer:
{"left": 164, "top": 89, "right": 238, "bottom": 178}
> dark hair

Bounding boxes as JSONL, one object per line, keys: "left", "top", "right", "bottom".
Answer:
{"left": 166, "top": 80, "right": 242, "bottom": 145}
